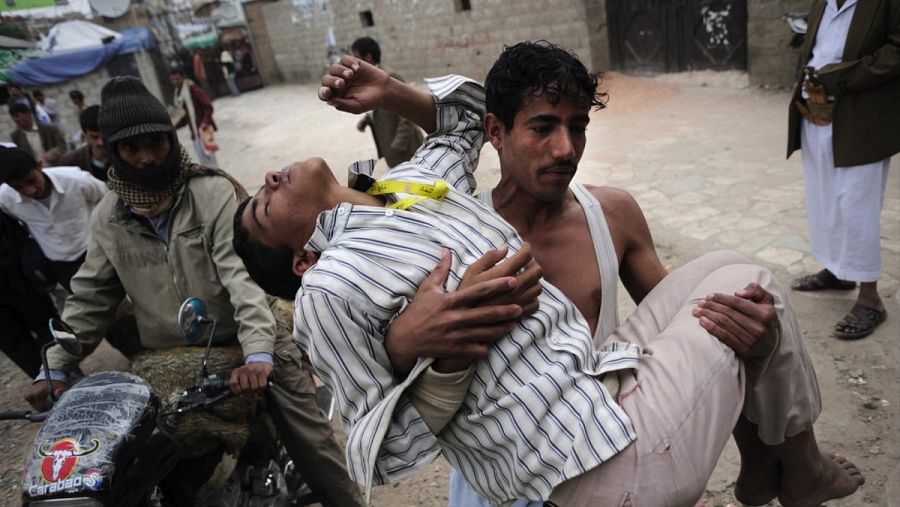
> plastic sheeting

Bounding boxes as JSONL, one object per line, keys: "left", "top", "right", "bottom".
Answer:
{"left": 22, "top": 372, "right": 155, "bottom": 500}
{"left": 8, "top": 26, "right": 156, "bottom": 87}
{"left": 40, "top": 20, "right": 121, "bottom": 53}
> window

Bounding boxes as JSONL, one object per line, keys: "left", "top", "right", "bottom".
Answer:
{"left": 359, "top": 10, "right": 374, "bottom": 27}
{"left": 455, "top": 0, "right": 471, "bottom": 11}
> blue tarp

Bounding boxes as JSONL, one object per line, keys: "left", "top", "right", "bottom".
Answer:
{"left": 8, "top": 26, "right": 157, "bottom": 87}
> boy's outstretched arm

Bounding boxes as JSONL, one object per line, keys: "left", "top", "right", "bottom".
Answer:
{"left": 318, "top": 55, "right": 437, "bottom": 133}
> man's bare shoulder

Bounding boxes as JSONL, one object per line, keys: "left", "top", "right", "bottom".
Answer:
{"left": 582, "top": 184, "right": 645, "bottom": 222}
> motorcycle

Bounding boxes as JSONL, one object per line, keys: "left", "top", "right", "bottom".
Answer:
{"left": 1, "top": 297, "right": 332, "bottom": 506}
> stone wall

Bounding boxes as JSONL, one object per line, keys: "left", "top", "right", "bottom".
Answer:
{"left": 245, "top": 1, "right": 283, "bottom": 85}
{"left": 255, "top": 0, "right": 813, "bottom": 89}
{"left": 259, "top": 0, "right": 601, "bottom": 84}
{"left": 746, "top": 0, "right": 809, "bottom": 88}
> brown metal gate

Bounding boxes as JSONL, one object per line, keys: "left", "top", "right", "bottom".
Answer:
{"left": 607, "top": 0, "right": 747, "bottom": 74}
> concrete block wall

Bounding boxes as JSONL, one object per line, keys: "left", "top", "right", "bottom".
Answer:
{"left": 259, "top": 0, "right": 814, "bottom": 89}
{"left": 584, "top": 0, "right": 612, "bottom": 73}
{"left": 261, "top": 0, "right": 601, "bottom": 84}
{"left": 746, "top": 0, "right": 809, "bottom": 88}
{"left": 245, "top": 1, "right": 284, "bottom": 85}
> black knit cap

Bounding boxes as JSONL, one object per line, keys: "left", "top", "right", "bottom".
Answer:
{"left": 99, "top": 76, "right": 173, "bottom": 143}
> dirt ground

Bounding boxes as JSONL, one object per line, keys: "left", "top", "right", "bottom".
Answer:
{"left": 0, "top": 71, "right": 897, "bottom": 506}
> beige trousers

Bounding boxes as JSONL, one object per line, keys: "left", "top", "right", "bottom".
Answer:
{"left": 549, "top": 251, "right": 821, "bottom": 507}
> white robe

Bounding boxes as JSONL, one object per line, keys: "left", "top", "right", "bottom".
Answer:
{"left": 800, "top": 0, "right": 891, "bottom": 283}
{"left": 801, "top": 121, "right": 889, "bottom": 282}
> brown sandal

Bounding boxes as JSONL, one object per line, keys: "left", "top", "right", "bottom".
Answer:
{"left": 834, "top": 303, "right": 887, "bottom": 340}
{"left": 792, "top": 269, "right": 857, "bottom": 291}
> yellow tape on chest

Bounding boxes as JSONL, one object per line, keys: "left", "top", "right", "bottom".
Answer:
{"left": 367, "top": 180, "right": 450, "bottom": 210}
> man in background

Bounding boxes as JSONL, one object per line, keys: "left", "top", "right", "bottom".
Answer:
{"left": 0, "top": 146, "right": 106, "bottom": 292}
{"left": 59, "top": 105, "right": 110, "bottom": 182}
{"left": 67, "top": 90, "right": 89, "bottom": 148}
{"left": 351, "top": 37, "right": 424, "bottom": 168}
{"left": 69, "top": 90, "right": 87, "bottom": 112}
{"left": 193, "top": 50, "right": 213, "bottom": 98}
{"left": 171, "top": 68, "right": 219, "bottom": 166}
{"left": 8, "top": 84, "right": 34, "bottom": 110}
{"left": 787, "top": 0, "right": 899, "bottom": 339}
{"left": 220, "top": 46, "right": 241, "bottom": 97}
{"left": 33, "top": 90, "right": 59, "bottom": 125}
{"left": 9, "top": 103, "right": 66, "bottom": 165}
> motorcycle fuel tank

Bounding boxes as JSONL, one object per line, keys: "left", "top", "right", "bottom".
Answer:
{"left": 23, "top": 372, "right": 157, "bottom": 502}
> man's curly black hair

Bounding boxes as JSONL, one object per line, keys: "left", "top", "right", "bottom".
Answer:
{"left": 233, "top": 198, "right": 303, "bottom": 300}
{"left": 485, "top": 40, "right": 607, "bottom": 129}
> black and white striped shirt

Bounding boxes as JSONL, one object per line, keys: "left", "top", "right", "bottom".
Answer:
{"left": 293, "top": 75, "right": 641, "bottom": 504}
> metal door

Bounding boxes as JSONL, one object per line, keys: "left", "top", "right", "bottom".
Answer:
{"left": 608, "top": 0, "right": 675, "bottom": 74}
{"left": 683, "top": 0, "right": 748, "bottom": 71}
{"left": 607, "top": 0, "right": 747, "bottom": 74}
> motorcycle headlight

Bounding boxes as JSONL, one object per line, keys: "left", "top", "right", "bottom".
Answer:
{"left": 27, "top": 499, "right": 103, "bottom": 507}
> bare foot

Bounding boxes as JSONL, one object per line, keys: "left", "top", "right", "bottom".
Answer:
{"left": 732, "top": 414, "right": 779, "bottom": 506}
{"left": 778, "top": 454, "right": 865, "bottom": 507}
{"left": 734, "top": 458, "right": 779, "bottom": 506}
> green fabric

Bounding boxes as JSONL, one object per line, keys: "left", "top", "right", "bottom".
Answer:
{"left": 182, "top": 32, "right": 220, "bottom": 50}
{"left": 48, "top": 172, "right": 276, "bottom": 373}
{"left": 0, "top": 48, "right": 36, "bottom": 83}
{"left": 0, "top": 0, "right": 55, "bottom": 12}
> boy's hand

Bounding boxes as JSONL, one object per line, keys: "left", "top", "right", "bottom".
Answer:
{"left": 385, "top": 249, "right": 527, "bottom": 377}
{"left": 318, "top": 55, "right": 393, "bottom": 114}
{"left": 460, "top": 243, "right": 542, "bottom": 315}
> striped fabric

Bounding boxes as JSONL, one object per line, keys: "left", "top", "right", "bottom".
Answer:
{"left": 292, "top": 75, "right": 641, "bottom": 504}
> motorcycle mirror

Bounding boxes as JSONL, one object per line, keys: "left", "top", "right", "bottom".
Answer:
{"left": 179, "top": 297, "right": 219, "bottom": 379}
{"left": 49, "top": 317, "right": 82, "bottom": 357}
{"left": 178, "top": 297, "right": 210, "bottom": 345}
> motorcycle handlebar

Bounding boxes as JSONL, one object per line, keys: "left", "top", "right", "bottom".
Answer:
{"left": 0, "top": 410, "right": 48, "bottom": 422}
{"left": 168, "top": 372, "right": 276, "bottom": 416}
{"left": 198, "top": 376, "right": 232, "bottom": 395}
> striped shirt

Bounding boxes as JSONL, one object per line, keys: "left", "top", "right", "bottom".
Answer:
{"left": 293, "top": 75, "right": 641, "bottom": 504}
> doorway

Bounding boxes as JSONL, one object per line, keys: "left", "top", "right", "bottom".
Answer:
{"left": 607, "top": 0, "right": 748, "bottom": 74}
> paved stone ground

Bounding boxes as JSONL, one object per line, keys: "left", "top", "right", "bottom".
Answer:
{"left": 0, "top": 71, "right": 896, "bottom": 506}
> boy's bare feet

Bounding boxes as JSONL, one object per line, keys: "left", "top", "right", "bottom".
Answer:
{"left": 778, "top": 453, "right": 865, "bottom": 507}
{"left": 734, "top": 458, "right": 780, "bottom": 506}
{"left": 732, "top": 415, "right": 779, "bottom": 506}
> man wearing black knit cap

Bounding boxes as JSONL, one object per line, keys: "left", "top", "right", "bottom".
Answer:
{"left": 24, "top": 77, "right": 365, "bottom": 506}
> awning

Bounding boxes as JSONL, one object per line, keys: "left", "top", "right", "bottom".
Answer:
{"left": 182, "top": 31, "right": 220, "bottom": 50}
{"left": 7, "top": 26, "right": 157, "bottom": 86}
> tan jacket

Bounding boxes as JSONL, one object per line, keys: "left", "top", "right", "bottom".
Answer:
{"left": 787, "top": 0, "right": 900, "bottom": 167}
{"left": 49, "top": 173, "right": 276, "bottom": 373}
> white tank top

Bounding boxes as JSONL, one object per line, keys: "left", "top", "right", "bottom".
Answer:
{"left": 477, "top": 183, "right": 620, "bottom": 345}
